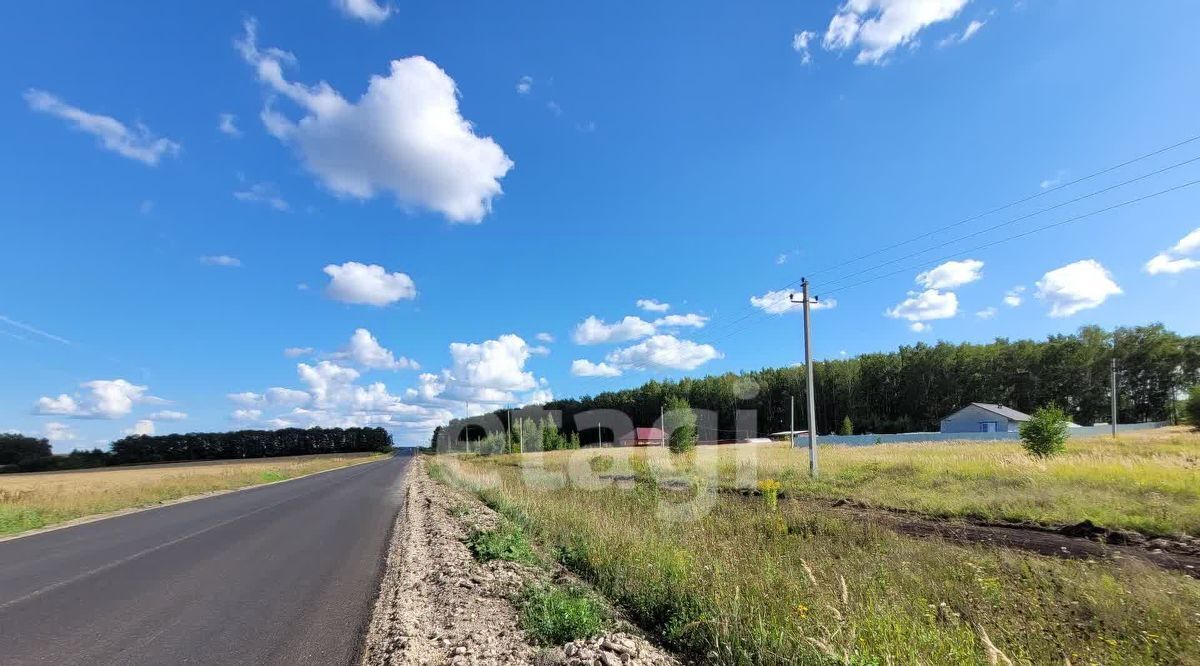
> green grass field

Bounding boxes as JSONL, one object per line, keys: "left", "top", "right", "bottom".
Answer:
{"left": 433, "top": 429, "right": 1200, "bottom": 664}
{"left": 486, "top": 427, "right": 1200, "bottom": 536}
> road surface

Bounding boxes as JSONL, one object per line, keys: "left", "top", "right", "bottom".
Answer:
{"left": 0, "top": 452, "right": 411, "bottom": 665}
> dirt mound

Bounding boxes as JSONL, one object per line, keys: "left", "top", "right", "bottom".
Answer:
{"left": 541, "top": 633, "right": 678, "bottom": 665}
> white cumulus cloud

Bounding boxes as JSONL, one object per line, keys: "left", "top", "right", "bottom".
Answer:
{"left": 604, "top": 335, "right": 721, "bottom": 372}
{"left": 1144, "top": 227, "right": 1200, "bottom": 275}
{"left": 236, "top": 19, "right": 513, "bottom": 223}
{"left": 822, "top": 0, "right": 970, "bottom": 65}
{"left": 654, "top": 313, "right": 709, "bottom": 329}
{"left": 298, "top": 361, "right": 362, "bottom": 408}
{"left": 975, "top": 307, "right": 997, "bottom": 320}
{"left": 572, "top": 316, "right": 657, "bottom": 345}
{"left": 35, "top": 379, "right": 157, "bottom": 419}
{"left": 149, "top": 410, "right": 188, "bottom": 421}
{"left": 1003, "top": 286, "right": 1025, "bottom": 307}
{"left": 43, "top": 422, "right": 78, "bottom": 442}
{"left": 571, "top": 359, "right": 623, "bottom": 377}
{"left": 232, "top": 408, "right": 263, "bottom": 422}
{"left": 636, "top": 299, "right": 670, "bottom": 313}
{"left": 448, "top": 334, "right": 536, "bottom": 393}
{"left": 333, "top": 0, "right": 392, "bottom": 24}
{"left": 227, "top": 391, "right": 265, "bottom": 406}
{"left": 886, "top": 289, "right": 958, "bottom": 323}
{"left": 916, "top": 259, "right": 983, "bottom": 289}
{"left": 749, "top": 289, "right": 838, "bottom": 315}
{"left": 323, "top": 261, "right": 416, "bottom": 306}
{"left": 336, "top": 328, "right": 418, "bottom": 370}
{"left": 792, "top": 30, "right": 817, "bottom": 64}
{"left": 516, "top": 75, "right": 533, "bottom": 95}
{"left": 123, "top": 420, "right": 155, "bottom": 436}
{"left": 24, "top": 89, "right": 180, "bottom": 166}
{"left": 266, "top": 387, "right": 312, "bottom": 407}
{"left": 1036, "top": 259, "right": 1122, "bottom": 317}
{"left": 938, "top": 18, "right": 984, "bottom": 47}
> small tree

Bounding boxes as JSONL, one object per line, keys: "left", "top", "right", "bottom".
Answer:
{"left": 1186, "top": 386, "right": 1200, "bottom": 429}
{"left": 1019, "top": 406, "right": 1069, "bottom": 459}
{"left": 541, "top": 417, "right": 566, "bottom": 451}
{"left": 664, "top": 395, "right": 697, "bottom": 453}
{"left": 838, "top": 416, "right": 854, "bottom": 436}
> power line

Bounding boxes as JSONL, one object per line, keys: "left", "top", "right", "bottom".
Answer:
{"left": 703, "top": 176, "right": 1200, "bottom": 346}
{"left": 576, "top": 132, "right": 1200, "bottom": 396}
{"left": 805, "top": 133, "right": 1200, "bottom": 279}
{"left": 814, "top": 153, "right": 1200, "bottom": 292}
{"left": 819, "top": 176, "right": 1200, "bottom": 297}
{"left": 693, "top": 134, "right": 1200, "bottom": 341}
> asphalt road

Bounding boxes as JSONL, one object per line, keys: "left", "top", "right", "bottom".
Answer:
{"left": 0, "top": 452, "right": 411, "bottom": 665}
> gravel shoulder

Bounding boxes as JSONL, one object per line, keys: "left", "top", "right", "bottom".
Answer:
{"left": 361, "top": 456, "right": 680, "bottom": 666}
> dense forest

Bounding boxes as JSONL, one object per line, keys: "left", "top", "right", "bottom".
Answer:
{"left": 443, "top": 325, "right": 1199, "bottom": 445}
{"left": 0, "top": 427, "right": 392, "bottom": 473}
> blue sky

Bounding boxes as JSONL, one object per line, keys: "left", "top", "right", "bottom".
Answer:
{"left": 3, "top": 0, "right": 1199, "bottom": 449}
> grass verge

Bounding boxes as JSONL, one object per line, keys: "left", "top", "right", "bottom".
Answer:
{"left": 468, "top": 520, "right": 539, "bottom": 565}
{"left": 458, "top": 499, "right": 608, "bottom": 645}
{"left": 436, "top": 455, "right": 1200, "bottom": 665}
{"left": 0, "top": 453, "right": 385, "bottom": 537}
{"left": 519, "top": 583, "right": 609, "bottom": 646}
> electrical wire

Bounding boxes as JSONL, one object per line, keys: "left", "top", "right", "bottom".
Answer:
{"left": 701, "top": 177, "right": 1200, "bottom": 346}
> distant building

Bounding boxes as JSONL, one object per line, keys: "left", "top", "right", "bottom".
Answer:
{"left": 939, "top": 403, "right": 1031, "bottom": 433}
{"left": 769, "top": 430, "right": 810, "bottom": 442}
{"left": 619, "top": 427, "right": 666, "bottom": 447}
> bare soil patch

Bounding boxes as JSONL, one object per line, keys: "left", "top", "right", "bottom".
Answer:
{"left": 823, "top": 498, "right": 1200, "bottom": 578}
{"left": 616, "top": 475, "right": 1200, "bottom": 577}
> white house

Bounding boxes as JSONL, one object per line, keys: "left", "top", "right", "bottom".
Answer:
{"left": 939, "top": 403, "right": 1031, "bottom": 433}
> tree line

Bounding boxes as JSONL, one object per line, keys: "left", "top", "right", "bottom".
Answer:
{"left": 0, "top": 427, "right": 393, "bottom": 473}
{"left": 442, "top": 324, "right": 1199, "bottom": 443}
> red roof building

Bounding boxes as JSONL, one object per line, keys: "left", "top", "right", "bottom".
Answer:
{"left": 619, "top": 427, "right": 666, "bottom": 447}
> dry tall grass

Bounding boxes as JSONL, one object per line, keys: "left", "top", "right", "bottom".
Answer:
{"left": 491, "top": 427, "right": 1200, "bottom": 536}
{"left": 438, "top": 448, "right": 1200, "bottom": 665}
{"left": 0, "top": 453, "right": 384, "bottom": 536}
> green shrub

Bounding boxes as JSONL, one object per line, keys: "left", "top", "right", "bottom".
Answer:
{"left": 519, "top": 584, "right": 607, "bottom": 645}
{"left": 838, "top": 416, "right": 854, "bottom": 436}
{"left": 589, "top": 455, "right": 614, "bottom": 473}
{"left": 1186, "top": 385, "right": 1200, "bottom": 429}
{"left": 664, "top": 396, "right": 697, "bottom": 453}
{"left": 1019, "top": 406, "right": 1069, "bottom": 458}
{"left": 468, "top": 521, "right": 537, "bottom": 564}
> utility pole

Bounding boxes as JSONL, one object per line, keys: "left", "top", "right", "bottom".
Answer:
{"left": 790, "top": 395, "right": 795, "bottom": 448}
{"left": 507, "top": 407, "right": 513, "bottom": 453}
{"left": 597, "top": 420, "right": 603, "bottom": 448}
{"left": 661, "top": 404, "right": 666, "bottom": 447}
{"left": 791, "top": 279, "right": 819, "bottom": 478}
{"left": 464, "top": 400, "right": 471, "bottom": 453}
{"left": 1110, "top": 358, "right": 1118, "bottom": 438}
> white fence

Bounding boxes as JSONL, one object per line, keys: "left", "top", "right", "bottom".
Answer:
{"left": 809, "top": 421, "right": 1172, "bottom": 447}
